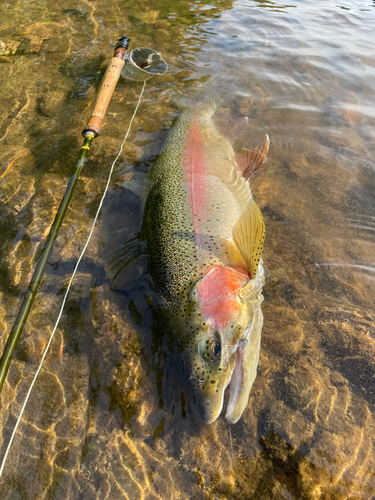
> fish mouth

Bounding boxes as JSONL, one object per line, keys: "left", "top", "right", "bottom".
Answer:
{"left": 192, "top": 387, "right": 226, "bottom": 424}
{"left": 198, "top": 396, "right": 225, "bottom": 424}
{"left": 193, "top": 338, "right": 248, "bottom": 424}
{"left": 188, "top": 306, "right": 263, "bottom": 424}
{"left": 225, "top": 319, "right": 262, "bottom": 424}
{"left": 191, "top": 336, "right": 248, "bottom": 424}
{"left": 225, "top": 339, "right": 248, "bottom": 424}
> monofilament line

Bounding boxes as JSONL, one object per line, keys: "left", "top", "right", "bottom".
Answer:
{"left": 0, "top": 79, "right": 147, "bottom": 479}
{"left": 228, "top": 421, "right": 234, "bottom": 467}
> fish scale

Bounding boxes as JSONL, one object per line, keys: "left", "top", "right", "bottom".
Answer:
{"left": 142, "top": 109, "right": 223, "bottom": 301}
{"left": 142, "top": 101, "right": 269, "bottom": 423}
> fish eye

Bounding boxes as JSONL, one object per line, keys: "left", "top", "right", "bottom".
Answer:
{"left": 198, "top": 336, "right": 221, "bottom": 363}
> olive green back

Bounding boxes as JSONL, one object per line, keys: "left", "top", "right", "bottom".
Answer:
{"left": 142, "top": 113, "right": 202, "bottom": 302}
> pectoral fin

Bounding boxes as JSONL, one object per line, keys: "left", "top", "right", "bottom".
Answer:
{"left": 106, "top": 234, "right": 145, "bottom": 287}
{"left": 235, "top": 134, "right": 270, "bottom": 180}
{"left": 232, "top": 199, "right": 265, "bottom": 279}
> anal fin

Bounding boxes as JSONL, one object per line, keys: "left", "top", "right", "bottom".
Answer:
{"left": 235, "top": 134, "right": 270, "bottom": 180}
{"left": 232, "top": 199, "right": 265, "bottom": 279}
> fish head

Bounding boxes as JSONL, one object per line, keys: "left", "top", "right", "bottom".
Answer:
{"left": 173, "top": 265, "right": 263, "bottom": 424}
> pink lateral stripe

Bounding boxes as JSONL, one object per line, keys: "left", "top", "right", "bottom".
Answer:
{"left": 183, "top": 119, "right": 208, "bottom": 232}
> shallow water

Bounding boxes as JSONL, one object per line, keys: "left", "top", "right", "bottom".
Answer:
{"left": 1, "top": 0, "right": 375, "bottom": 498}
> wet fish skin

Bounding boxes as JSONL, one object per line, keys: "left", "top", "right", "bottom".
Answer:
{"left": 142, "top": 102, "right": 269, "bottom": 423}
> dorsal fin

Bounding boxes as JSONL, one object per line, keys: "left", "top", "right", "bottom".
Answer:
{"left": 235, "top": 134, "right": 270, "bottom": 180}
{"left": 232, "top": 198, "right": 265, "bottom": 279}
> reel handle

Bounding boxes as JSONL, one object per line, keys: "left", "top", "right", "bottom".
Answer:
{"left": 82, "top": 36, "right": 130, "bottom": 137}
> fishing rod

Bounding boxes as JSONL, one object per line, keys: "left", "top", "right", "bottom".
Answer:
{"left": 0, "top": 36, "right": 167, "bottom": 394}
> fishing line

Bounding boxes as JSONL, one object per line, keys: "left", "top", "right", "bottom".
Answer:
{"left": 0, "top": 79, "right": 147, "bottom": 479}
{"left": 228, "top": 421, "right": 234, "bottom": 467}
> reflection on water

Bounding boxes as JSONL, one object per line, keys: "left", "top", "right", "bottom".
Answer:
{"left": 1, "top": 0, "right": 375, "bottom": 498}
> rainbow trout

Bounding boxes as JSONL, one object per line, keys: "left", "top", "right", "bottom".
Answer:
{"left": 142, "top": 103, "right": 269, "bottom": 423}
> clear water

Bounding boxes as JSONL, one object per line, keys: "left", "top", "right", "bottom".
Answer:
{"left": 1, "top": 0, "right": 375, "bottom": 498}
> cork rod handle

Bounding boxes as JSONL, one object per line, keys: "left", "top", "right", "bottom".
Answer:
{"left": 82, "top": 36, "right": 130, "bottom": 137}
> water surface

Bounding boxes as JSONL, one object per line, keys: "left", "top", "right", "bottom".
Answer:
{"left": 1, "top": 0, "right": 375, "bottom": 498}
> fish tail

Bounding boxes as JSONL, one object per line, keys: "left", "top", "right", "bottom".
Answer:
{"left": 175, "top": 86, "right": 225, "bottom": 115}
